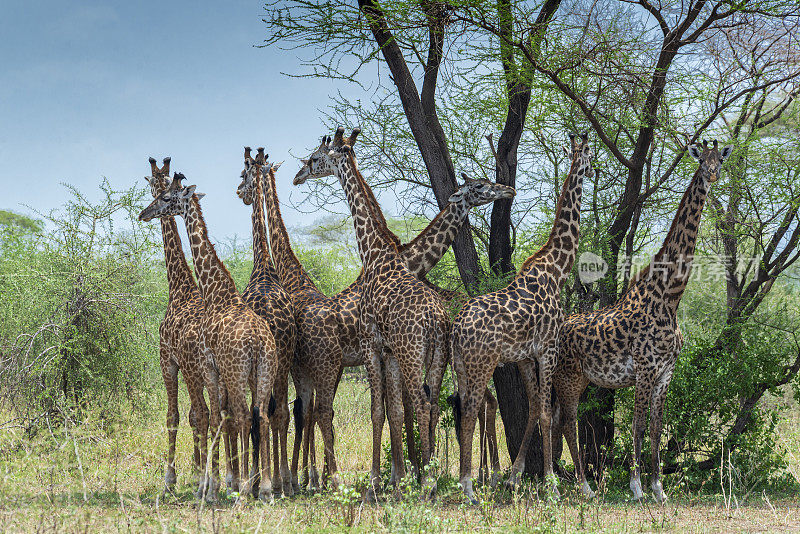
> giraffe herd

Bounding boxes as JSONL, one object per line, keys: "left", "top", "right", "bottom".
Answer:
{"left": 137, "top": 129, "right": 730, "bottom": 505}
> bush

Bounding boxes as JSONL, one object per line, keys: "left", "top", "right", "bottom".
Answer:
{"left": 0, "top": 180, "right": 163, "bottom": 427}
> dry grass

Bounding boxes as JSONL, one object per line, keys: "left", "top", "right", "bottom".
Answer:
{"left": 0, "top": 376, "right": 797, "bottom": 533}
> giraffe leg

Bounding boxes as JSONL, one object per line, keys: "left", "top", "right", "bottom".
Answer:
{"left": 557, "top": 375, "right": 593, "bottom": 498}
{"left": 161, "top": 349, "right": 179, "bottom": 491}
{"left": 306, "top": 397, "right": 320, "bottom": 491}
{"left": 315, "top": 382, "right": 340, "bottom": 492}
{"left": 507, "top": 359, "right": 541, "bottom": 489}
{"left": 401, "top": 386, "right": 418, "bottom": 482}
{"left": 538, "top": 348, "right": 559, "bottom": 499}
{"left": 457, "top": 387, "right": 483, "bottom": 505}
{"left": 630, "top": 378, "right": 654, "bottom": 501}
{"left": 477, "top": 396, "right": 488, "bottom": 486}
{"left": 385, "top": 356, "right": 406, "bottom": 496}
{"left": 201, "top": 362, "right": 222, "bottom": 502}
{"left": 404, "top": 373, "right": 432, "bottom": 499}
{"left": 255, "top": 359, "right": 276, "bottom": 503}
{"left": 422, "top": 328, "right": 448, "bottom": 497}
{"left": 186, "top": 374, "right": 208, "bottom": 486}
{"left": 650, "top": 364, "right": 674, "bottom": 503}
{"left": 273, "top": 361, "right": 293, "bottom": 497}
{"left": 364, "top": 348, "right": 386, "bottom": 503}
{"left": 230, "top": 394, "right": 252, "bottom": 502}
{"left": 222, "top": 390, "right": 240, "bottom": 495}
{"left": 290, "top": 369, "right": 312, "bottom": 493}
{"left": 483, "top": 388, "right": 502, "bottom": 488}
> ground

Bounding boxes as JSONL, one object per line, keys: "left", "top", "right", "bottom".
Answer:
{"left": 0, "top": 376, "right": 798, "bottom": 533}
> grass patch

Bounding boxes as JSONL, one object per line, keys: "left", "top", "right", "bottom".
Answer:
{"left": 0, "top": 376, "right": 798, "bottom": 532}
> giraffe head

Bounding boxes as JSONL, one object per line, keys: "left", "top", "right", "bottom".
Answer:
{"left": 562, "top": 132, "right": 595, "bottom": 178}
{"left": 688, "top": 139, "right": 732, "bottom": 183}
{"left": 144, "top": 157, "right": 172, "bottom": 197}
{"left": 293, "top": 127, "right": 360, "bottom": 185}
{"left": 448, "top": 173, "right": 516, "bottom": 206}
{"left": 237, "top": 146, "right": 268, "bottom": 205}
{"left": 138, "top": 173, "right": 204, "bottom": 221}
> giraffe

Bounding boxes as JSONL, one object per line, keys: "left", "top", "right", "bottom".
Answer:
{"left": 553, "top": 140, "right": 731, "bottom": 503}
{"left": 138, "top": 173, "right": 278, "bottom": 502}
{"left": 236, "top": 147, "right": 297, "bottom": 497}
{"left": 293, "top": 128, "right": 451, "bottom": 500}
{"left": 450, "top": 132, "right": 593, "bottom": 503}
{"left": 144, "top": 157, "right": 208, "bottom": 493}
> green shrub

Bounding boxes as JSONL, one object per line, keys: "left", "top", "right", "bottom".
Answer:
{"left": 0, "top": 180, "right": 162, "bottom": 427}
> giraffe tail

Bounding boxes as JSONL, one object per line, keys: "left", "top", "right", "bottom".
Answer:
{"left": 251, "top": 405, "right": 261, "bottom": 474}
{"left": 447, "top": 393, "right": 462, "bottom": 446}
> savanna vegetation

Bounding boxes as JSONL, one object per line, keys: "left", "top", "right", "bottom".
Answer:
{"left": 2, "top": 0, "right": 800, "bottom": 532}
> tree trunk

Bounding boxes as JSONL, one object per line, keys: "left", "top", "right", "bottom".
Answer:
{"left": 493, "top": 364, "right": 562, "bottom": 476}
{"left": 578, "top": 386, "right": 615, "bottom": 473}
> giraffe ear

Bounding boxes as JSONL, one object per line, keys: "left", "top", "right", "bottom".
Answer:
{"left": 183, "top": 185, "right": 197, "bottom": 198}
{"left": 272, "top": 161, "right": 283, "bottom": 172}
{"left": 720, "top": 146, "right": 733, "bottom": 161}
{"left": 688, "top": 144, "right": 703, "bottom": 161}
{"left": 562, "top": 145, "right": 571, "bottom": 157}
{"left": 300, "top": 158, "right": 309, "bottom": 166}
{"left": 448, "top": 190, "right": 464, "bottom": 203}
{"left": 195, "top": 192, "right": 206, "bottom": 200}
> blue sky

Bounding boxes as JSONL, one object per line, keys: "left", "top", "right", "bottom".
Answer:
{"left": 0, "top": 0, "right": 359, "bottom": 242}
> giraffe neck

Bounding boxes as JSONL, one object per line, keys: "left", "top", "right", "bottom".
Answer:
{"left": 183, "top": 197, "right": 240, "bottom": 307}
{"left": 398, "top": 201, "right": 467, "bottom": 277}
{"left": 264, "top": 166, "right": 321, "bottom": 294}
{"left": 521, "top": 153, "right": 585, "bottom": 287}
{"left": 356, "top": 170, "right": 402, "bottom": 249}
{"left": 249, "top": 167, "right": 273, "bottom": 280}
{"left": 335, "top": 154, "right": 399, "bottom": 271}
{"left": 637, "top": 165, "right": 710, "bottom": 310}
{"left": 160, "top": 216, "right": 197, "bottom": 301}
